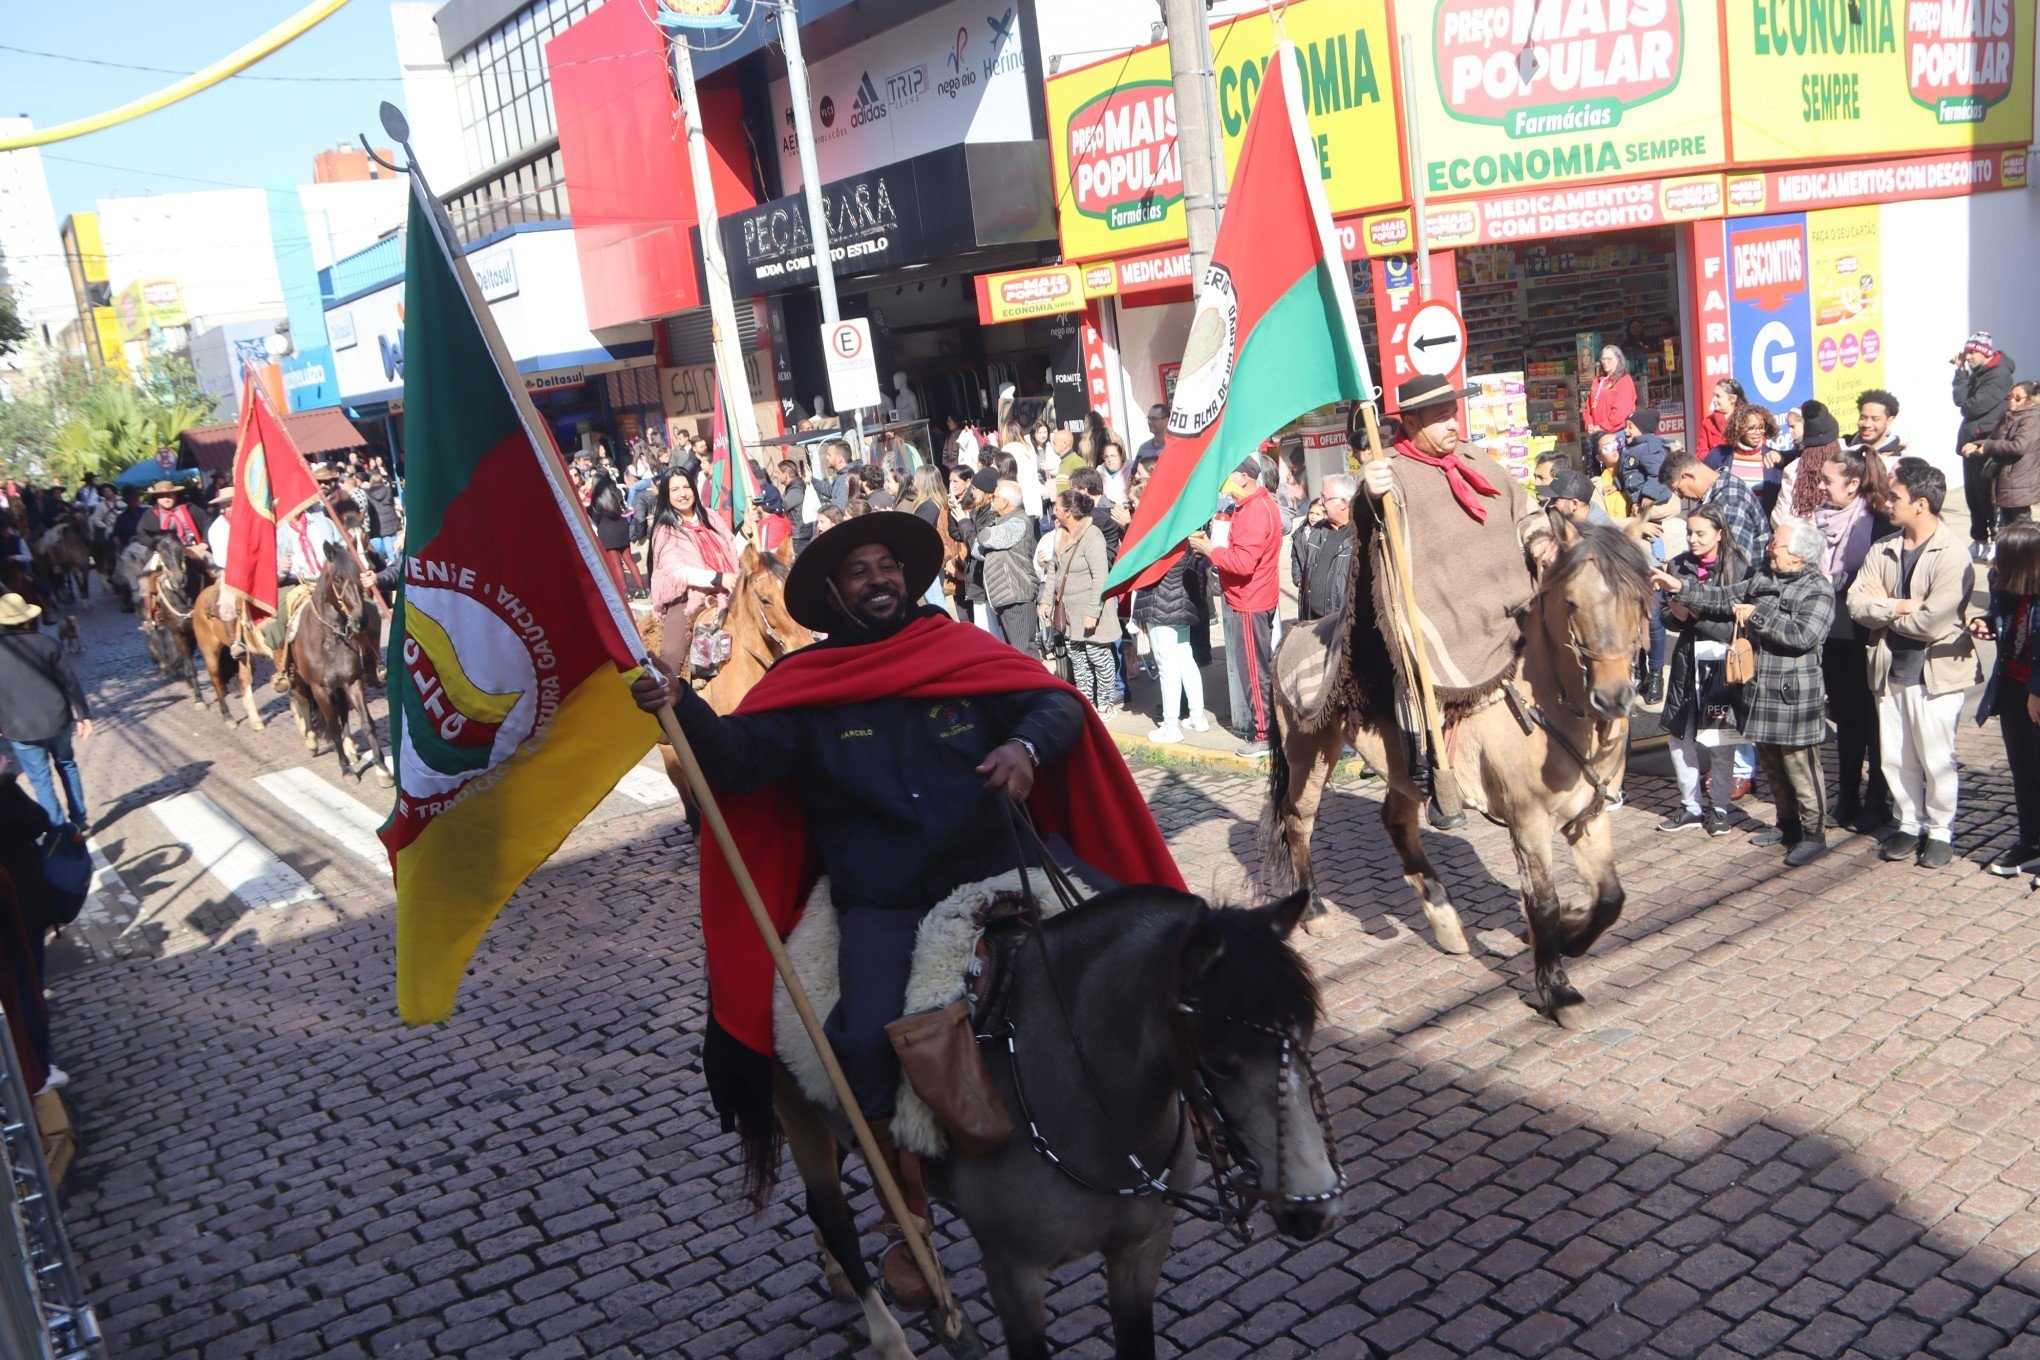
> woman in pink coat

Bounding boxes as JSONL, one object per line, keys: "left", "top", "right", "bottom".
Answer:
{"left": 648, "top": 468, "right": 740, "bottom": 678}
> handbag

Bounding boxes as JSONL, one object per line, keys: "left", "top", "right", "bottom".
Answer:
{"left": 38, "top": 827, "right": 90, "bottom": 930}
{"left": 688, "top": 623, "right": 732, "bottom": 678}
{"left": 885, "top": 998, "right": 1014, "bottom": 1158}
{"left": 1724, "top": 620, "right": 1756, "bottom": 686}
{"left": 1038, "top": 549, "right": 1073, "bottom": 660}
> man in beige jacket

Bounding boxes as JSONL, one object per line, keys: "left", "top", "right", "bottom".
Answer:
{"left": 1846, "top": 459, "right": 1980, "bottom": 868}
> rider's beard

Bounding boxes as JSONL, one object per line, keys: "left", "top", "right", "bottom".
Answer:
{"left": 839, "top": 583, "right": 910, "bottom": 638}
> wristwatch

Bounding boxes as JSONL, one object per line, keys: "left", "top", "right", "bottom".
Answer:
{"left": 1010, "top": 736, "right": 1040, "bottom": 768}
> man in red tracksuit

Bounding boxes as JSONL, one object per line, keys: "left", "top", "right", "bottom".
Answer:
{"left": 1190, "top": 456, "right": 1283, "bottom": 755}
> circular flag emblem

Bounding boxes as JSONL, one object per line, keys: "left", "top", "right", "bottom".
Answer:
{"left": 395, "top": 583, "right": 542, "bottom": 801}
{"left": 1169, "top": 263, "right": 1238, "bottom": 439}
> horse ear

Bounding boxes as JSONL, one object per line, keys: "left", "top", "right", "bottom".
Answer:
{"left": 740, "top": 542, "right": 762, "bottom": 573}
{"left": 1549, "top": 506, "right": 1582, "bottom": 549}
{"left": 1258, "top": 889, "right": 1311, "bottom": 941}
{"left": 773, "top": 534, "right": 796, "bottom": 567}
{"left": 1180, "top": 915, "right": 1225, "bottom": 984}
{"left": 1621, "top": 516, "right": 1652, "bottom": 546}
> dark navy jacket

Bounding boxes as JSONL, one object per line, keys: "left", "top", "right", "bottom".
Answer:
{"left": 673, "top": 610, "right": 1085, "bottom": 915}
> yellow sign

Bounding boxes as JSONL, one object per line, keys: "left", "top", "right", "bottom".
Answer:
{"left": 1804, "top": 204, "right": 1885, "bottom": 416}
{"left": 1045, "top": 0, "right": 1403, "bottom": 262}
{"left": 975, "top": 265, "right": 1088, "bottom": 324}
{"left": 111, "top": 278, "right": 187, "bottom": 343}
{"left": 1401, "top": 0, "right": 1728, "bottom": 198}
{"left": 1724, "top": 0, "right": 2036, "bottom": 162}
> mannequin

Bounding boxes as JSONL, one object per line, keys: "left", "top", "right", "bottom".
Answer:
{"left": 891, "top": 370, "right": 921, "bottom": 423}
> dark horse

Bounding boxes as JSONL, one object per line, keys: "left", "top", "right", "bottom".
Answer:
{"left": 1267, "top": 520, "right": 1653, "bottom": 1029}
{"left": 144, "top": 557, "right": 205, "bottom": 705}
{"left": 758, "top": 886, "right": 1344, "bottom": 1360}
{"left": 287, "top": 556, "right": 391, "bottom": 786}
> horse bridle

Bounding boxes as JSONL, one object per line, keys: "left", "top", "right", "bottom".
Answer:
{"left": 994, "top": 808, "right": 1344, "bottom": 1241}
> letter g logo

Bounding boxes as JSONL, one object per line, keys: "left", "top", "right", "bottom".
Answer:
{"left": 1751, "top": 321, "right": 1797, "bottom": 404}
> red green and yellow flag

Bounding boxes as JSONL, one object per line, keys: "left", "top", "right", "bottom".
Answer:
{"left": 1104, "top": 40, "right": 1372, "bottom": 595}
{"left": 382, "top": 179, "right": 658, "bottom": 1023}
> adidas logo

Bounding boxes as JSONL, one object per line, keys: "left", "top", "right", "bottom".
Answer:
{"left": 851, "top": 70, "right": 887, "bottom": 125}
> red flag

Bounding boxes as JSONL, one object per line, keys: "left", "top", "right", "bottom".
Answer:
{"left": 224, "top": 375, "right": 322, "bottom": 613}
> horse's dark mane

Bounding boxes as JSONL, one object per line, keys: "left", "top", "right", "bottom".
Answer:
{"left": 1546, "top": 524, "right": 1652, "bottom": 605}
{"left": 1041, "top": 887, "right": 1319, "bottom": 1031}
{"left": 1194, "top": 903, "right": 1322, "bottom": 1031}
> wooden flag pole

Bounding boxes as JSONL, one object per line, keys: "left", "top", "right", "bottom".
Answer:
{"left": 1354, "top": 402, "right": 1462, "bottom": 814}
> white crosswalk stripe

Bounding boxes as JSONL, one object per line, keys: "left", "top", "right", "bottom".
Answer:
{"left": 80, "top": 842, "right": 142, "bottom": 937}
{"left": 254, "top": 769, "right": 391, "bottom": 867}
{"left": 614, "top": 764, "right": 679, "bottom": 806}
{"left": 150, "top": 791, "right": 320, "bottom": 911}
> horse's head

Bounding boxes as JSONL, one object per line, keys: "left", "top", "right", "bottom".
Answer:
{"left": 321, "top": 549, "right": 367, "bottom": 636}
{"left": 1537, "top": 518, "right": 1654, "bottom": 721}
{"left": 1176, "top": 891, "right": 1346, "bottom": 1241}
{"left": 729, "top": 538, "right": 813, "bottom": 660}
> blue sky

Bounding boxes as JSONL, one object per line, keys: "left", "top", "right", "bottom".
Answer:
{"left": 3, "top": 2, "right": 408, "bottom": 219}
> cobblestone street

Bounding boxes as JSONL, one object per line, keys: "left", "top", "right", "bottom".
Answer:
{"left": 45, "top": 603, "right": 2040, "bottom": 1360}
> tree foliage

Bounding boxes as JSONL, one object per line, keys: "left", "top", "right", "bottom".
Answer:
{"left": 0, "top": 286, "right": 25, "bottom": 359}
{"left": 0, "top": 353, "right": 220, "bottom": 485}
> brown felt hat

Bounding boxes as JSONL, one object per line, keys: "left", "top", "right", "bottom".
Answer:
{"left": 783, "top": 510, "right": 942, "bottom": 632}
{"left": 147, "top": 480, "right": 183, "bottom": 496}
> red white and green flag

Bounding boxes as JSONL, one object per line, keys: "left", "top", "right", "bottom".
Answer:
{"left": 382, "top": 178, "right": 658, "bottom": 1024}
{"left": 1104, "top": 40, "right": 1371, "bottom": 594}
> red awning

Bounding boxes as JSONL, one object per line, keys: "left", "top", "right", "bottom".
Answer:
{"left": 179, "top": 407, "right": 371, "bottom": 475}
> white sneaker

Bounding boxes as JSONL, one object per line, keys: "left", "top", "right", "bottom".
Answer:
{"left": 1148, "top": 724, "right": 1184, "bottom": 744}
{"left": 1184, "top": 714, "right": 1211, "bottom": 733}
{"left": 38, "top": 1066, "right": 68, "bottom": 1093}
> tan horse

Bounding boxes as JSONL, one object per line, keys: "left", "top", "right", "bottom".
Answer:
{"left": 192, "top": 583, "right": 269, "bottom": 729}
{"left": 640, "top": 537, "right": 813, "bottom": 796}
{"left": 37, "top": 516, "right": 94, "bottom": 607}
{"left": 1267, "top": 520, "right": 1653, "bottom": 1029}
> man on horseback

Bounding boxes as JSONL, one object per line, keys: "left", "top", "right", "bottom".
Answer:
{"left": 630, "top": 511, "right": 1182, "bottom": 1307}
{"left": 1353, "top": 375, "right": 1557, "bottom": 815}
{"left": 268, "top": 477, "right": 350, "bottom": 691}
{"left": 134, "top": 480, "right": 210, "bottom": 633}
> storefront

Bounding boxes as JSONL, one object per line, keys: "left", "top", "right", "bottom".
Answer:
{"left": 1037, "top": 0, "right": 2037, "bottom": 483}
{"left": 324, "top": 223, "right": 657, "bottom": 467}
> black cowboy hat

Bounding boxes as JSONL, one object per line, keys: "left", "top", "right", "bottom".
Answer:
{"left": 146, "top": 480, "right": 184, "bottom": 497}
{"left": 1394, "top": 375, "right": 1479, "bottom": 411}
{"left": 784, "top": 510, "right": 942, "bottom": 633}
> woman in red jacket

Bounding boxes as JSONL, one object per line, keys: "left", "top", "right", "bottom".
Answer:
{"left": 1583, "top": 345, "right": 1638, "bottom": 444}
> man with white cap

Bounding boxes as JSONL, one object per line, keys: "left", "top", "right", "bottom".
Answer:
{"left": 1953, "top": 330, "right": 2017, "bottom": 559}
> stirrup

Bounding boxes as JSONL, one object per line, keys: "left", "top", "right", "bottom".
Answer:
{"left": 875, "top": 1219, "right": 936, "bottom": 1310}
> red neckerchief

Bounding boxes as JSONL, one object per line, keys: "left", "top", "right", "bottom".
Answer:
{"left": 156, "top": 505, "right": 200, "bottom": 545}
{"left": 1393, "top": 439, "right": 1501, "bottom": 522}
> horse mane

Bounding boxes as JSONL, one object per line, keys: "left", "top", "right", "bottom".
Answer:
{"left": 1545, "top": 524, "right": 1653, "bottom": 606}
{"left": 1193, "top": 903, "right": 1323, "bottom": 1032}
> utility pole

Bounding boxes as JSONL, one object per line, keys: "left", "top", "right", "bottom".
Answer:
{"left": 1398, "top": 32, "right": 1434, "bottom": 300}
{"left": 775, "top": 0, "right": 861, "bottom": 454}
{"left": 1163, "top": 0, "right": 1225, "bottom": 280}
{"left": 666, "top": 28, "right": 765, "bottom": 458}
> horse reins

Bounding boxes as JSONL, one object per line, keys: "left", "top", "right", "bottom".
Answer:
{"left": 994, "top": 805, "right": 1343, "bottom": 1240}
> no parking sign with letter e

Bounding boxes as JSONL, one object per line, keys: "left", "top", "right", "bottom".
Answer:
{"left": 1726, "top": 213, "right": 1813, "bottom": 413}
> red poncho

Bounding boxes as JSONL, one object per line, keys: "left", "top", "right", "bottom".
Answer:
{"left": 699, "top": 613, "right": 1186, "bottom": 1055}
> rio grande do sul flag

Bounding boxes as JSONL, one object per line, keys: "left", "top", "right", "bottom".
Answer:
{"left": 223, "top": 373, "right": 321, "bottom": 614}
{"left": 383, "top": 179, "right": 657, "bottom": 1024}
{"left": 1104, "top": 39, "right": 1371, "bottom": 595}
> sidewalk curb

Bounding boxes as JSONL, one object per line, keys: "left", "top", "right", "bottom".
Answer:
{"left": 1107, "top": 729, "right": 1375, "bottom": 781}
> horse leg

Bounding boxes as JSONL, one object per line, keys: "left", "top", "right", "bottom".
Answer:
{"left": 980, "top": 1253, "right": 1050, "bottom": 1360}
{"left": 1383, "top": 785, "right": 1468, "bottom": 955}
{"left": 1264, "top": 707, "right": 1342, "bottom": 909}
{"left": 322, "top": 689, "right": 360, "bottom": 779}
{"left": 1559, "top": 812, "right": 1625, "bottom": 960}
{"left": 202, "top": 646, "right": 239, "bottom": 726}
{"left": 291, "top": 686, "right": 319, "bottom": 754}
{"left": 774, "top": 1082, "right": 913, "bottom": 1360}
{"left": 240, "top": 650, "right": 266, "bottom": 730}
{"left": 352, "top": 678, "right": 392, "bottom": 787}
{"left": 1102, "top": 1224, "right": 1171, "bottom": 1360}
{"left": 1509, "top": 813, "right": 1593, "bottom": 1029}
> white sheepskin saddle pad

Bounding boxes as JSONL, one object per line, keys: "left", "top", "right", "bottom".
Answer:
{"left": 773, "top": 869, "right": 1066, "bottom": 1158}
